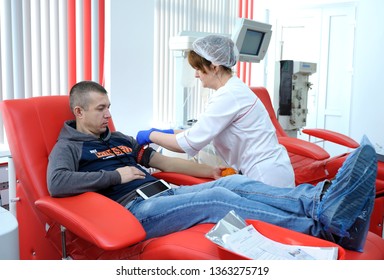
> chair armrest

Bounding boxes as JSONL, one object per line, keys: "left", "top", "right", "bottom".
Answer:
{"left": 302, "top": 128, "right": 359, "bottom": 148}
{"left": 153, "top": 172, "right": 213, "bottom": 185}
{"left": 35, "top": 192, "right": 146, "bottom": 250}
{"left": 278, "top": 137, "right": 330, "bottom": 160}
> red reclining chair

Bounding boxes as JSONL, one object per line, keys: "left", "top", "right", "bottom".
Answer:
{"left": 250, "top": 87, "right": 384, "bottom": 238}
{"left": 1, "top": 95, "right": 383, "bottom": 260}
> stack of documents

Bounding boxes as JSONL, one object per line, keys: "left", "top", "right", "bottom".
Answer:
{"left": 206, "top": 211, "right": 338, "bottom": 260}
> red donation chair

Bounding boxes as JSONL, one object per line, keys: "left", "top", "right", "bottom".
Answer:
{"left": 1, "top": 95, "right": 383, "bottom": 260}
{"left": 250, "top": 87, "right": 384, "bottom": 239}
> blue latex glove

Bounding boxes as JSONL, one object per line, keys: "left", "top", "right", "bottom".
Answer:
{"left": 136, "top": 128, "right": 174, "bottom": 145}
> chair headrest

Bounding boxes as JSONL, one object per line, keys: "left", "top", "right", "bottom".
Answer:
{"left": 1, "top": 95, "right": 74, "bottom": 199}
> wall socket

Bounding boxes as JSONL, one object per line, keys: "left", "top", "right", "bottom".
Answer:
{"left": 0, "top": 182, "right": 9, "bottom": 206}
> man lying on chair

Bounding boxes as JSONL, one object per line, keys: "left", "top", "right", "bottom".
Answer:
{"left": 47, "top": 80, "right": 377, "bottom": 252}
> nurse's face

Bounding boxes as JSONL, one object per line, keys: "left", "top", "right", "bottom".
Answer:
{"left": 194, "top": 66, "right": 216, "bottom": 89}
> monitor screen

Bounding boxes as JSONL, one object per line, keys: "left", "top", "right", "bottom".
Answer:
{"left": 232, "top": 18, "right": 272, "bottom": 63}
{"left": 240, "top": 29, "right": 265, "bottom": 56}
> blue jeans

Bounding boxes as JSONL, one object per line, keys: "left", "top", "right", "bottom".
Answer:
{"left": 127, "top": 174, "right": 326, "bottom": 240}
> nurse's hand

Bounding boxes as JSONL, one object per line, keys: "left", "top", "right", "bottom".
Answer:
{"left": 136, "top": 128, "right": 174, "bottom": 145}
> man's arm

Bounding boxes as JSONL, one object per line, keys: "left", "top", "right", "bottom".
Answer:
{"left": 47, "top": 142, "right": 148, "bottom": 197}
{"left": 47, "top": 141, "right": 122, "bottom": 197}
{"left": 148, "top": 152, "right": 223, "bottom": 179}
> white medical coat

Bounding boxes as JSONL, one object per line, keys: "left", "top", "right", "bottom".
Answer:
{"left": 176, "top": 76, "right": 295, "bottom": 188}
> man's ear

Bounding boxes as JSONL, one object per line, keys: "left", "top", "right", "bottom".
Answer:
{"left": 73, "top": 106, "right": 83, "bottom": 118}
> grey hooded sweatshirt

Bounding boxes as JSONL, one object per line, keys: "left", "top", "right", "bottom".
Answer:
{"left": 47, "top": 120, "right": 156, "bottom": 204}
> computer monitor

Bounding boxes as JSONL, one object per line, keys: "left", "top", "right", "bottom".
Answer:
{"left": 232, "top": 18, "right": 272, "bottom": 63}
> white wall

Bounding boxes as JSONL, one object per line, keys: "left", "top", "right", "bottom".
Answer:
{"left": 109, "top": 0, "right": 384, "bottom": 153}
{"left": 350, "top": 0, "right": 384, "bottom": 153}
{"left": 108, "top": 0, "right": 155, "bottom": 136}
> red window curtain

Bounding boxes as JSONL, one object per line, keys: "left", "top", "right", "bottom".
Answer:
{"left": 237, "top": 0, "right": 253, "bottom": 86}
{"left": 67, "top": 0, "right": 105, "bottom": 89}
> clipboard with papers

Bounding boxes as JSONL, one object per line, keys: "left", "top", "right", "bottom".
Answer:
{"left": 206, "top": 211, "right": 345, "bottom": 260}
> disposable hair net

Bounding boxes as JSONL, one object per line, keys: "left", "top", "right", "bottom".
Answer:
{"left": 192, "top": 35, "right": 239, "bottom": 68}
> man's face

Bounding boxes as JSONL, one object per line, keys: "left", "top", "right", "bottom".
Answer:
{"left": 76, "top": 91, "right": 111, "bottom": 137}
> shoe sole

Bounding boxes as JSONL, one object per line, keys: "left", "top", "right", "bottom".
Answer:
{"left": 337, "top": 187, "right": 375, "bottom": 251}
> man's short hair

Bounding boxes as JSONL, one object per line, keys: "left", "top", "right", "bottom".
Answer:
{"left": 69, "top": 81, "right": 107, "bottom": 111}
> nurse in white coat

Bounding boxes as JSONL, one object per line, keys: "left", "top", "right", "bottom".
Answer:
{"left": 136, "top": 35, "right": 295, "bottom": 188}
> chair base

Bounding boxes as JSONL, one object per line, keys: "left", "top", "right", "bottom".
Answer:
{"left": 44, "top": 222, "right": 384, "bottom": 260}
